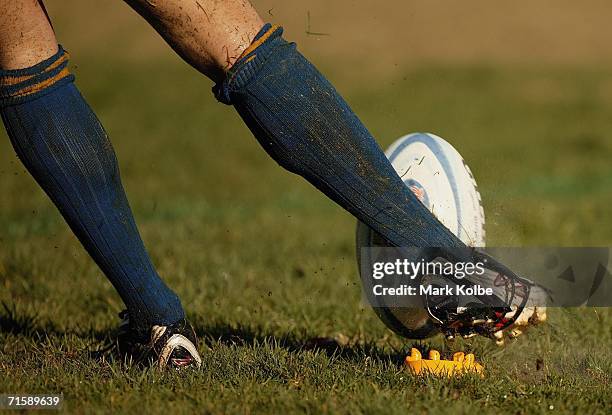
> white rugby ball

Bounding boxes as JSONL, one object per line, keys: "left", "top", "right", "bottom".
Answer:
{"left": 356, "top": 132, "right": 485, "bottom": 338}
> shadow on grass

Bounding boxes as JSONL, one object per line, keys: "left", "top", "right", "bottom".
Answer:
{"left": 0, "top": 302, "right": 112, "bottom": 343}
{"left": 0, "top": 302, "right": 407, "bottom": 367}
{"left": 192, "top": 319, "right": 409, "bottom": 367}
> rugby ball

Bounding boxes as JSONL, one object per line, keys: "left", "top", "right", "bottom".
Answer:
{"left": 356, "top": 132, "right": 485, "bottom": 338}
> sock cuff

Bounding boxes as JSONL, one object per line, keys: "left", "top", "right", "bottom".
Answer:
{"left": 213, "top": 23, "right": 291, "bottom": 105}
{"left": 0, "top": 45, "right": 75, "bottom": 107}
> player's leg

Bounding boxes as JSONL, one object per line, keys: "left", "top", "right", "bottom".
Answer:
{"left": 124, "top": 0, "right": 459, "bottom": 250}
{"left": 124, "top": 1, "right": 545, "bottom": 341}
{"left": 0, "top": 0, "right": 200, "bottom": 366}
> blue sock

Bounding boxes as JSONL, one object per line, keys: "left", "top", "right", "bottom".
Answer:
{"left": 0, "top": 47, "right": 184, "bottom": 335}
{"left": 215, "top": 25, "right": 463, "bottom": 251}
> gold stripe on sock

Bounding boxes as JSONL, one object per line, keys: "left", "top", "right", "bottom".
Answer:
{"left": 14, "top": 67, "right": 71, "bottom": 98}
{"left": 236, "top": 24, "right": 280, "bottom": 62}
{"left": 44, "top": 52, "right": 70, "bottom": 74}
{"left": 0, "top": 52, "right": 69, "bottom": 87}
{"left": 0, "top": 73, "right": 34, "bottom": 87}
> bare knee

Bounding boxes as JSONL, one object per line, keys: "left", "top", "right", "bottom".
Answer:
{"left": 123, "top": 0, "right": 263, "bottom": 82}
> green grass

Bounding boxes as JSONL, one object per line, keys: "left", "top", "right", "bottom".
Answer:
{"left": 1, "top": 60, "right": 611, "bottom": 414}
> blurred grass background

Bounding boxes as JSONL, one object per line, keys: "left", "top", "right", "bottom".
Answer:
{"left": 0, "top": 1, "right": 611, "bottom": 413}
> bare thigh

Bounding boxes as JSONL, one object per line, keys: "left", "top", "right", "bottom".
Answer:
{"left": 0, "top": 0, "right": 58, "bottom": 70}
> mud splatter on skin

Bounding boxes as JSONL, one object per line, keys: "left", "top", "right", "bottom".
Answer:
{"left": 194, "top": 1, "right": 210, "bottom": 22}
{"left": 0, "top": 0, "right": 58, "bottom": 69}
{"left": 123, "top": 0, "right": 263, "bottom": 81}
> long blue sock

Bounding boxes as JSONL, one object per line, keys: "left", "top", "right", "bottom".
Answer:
{"left": 0, "top": 47, "right": 184, "bottom": 336}
{"left": 215, "top": 25, "right": 463, "bottom": 252}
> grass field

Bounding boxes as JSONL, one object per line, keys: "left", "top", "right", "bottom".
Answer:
{"left": 1, "top": 1, "right": 612, "bottom": 414}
